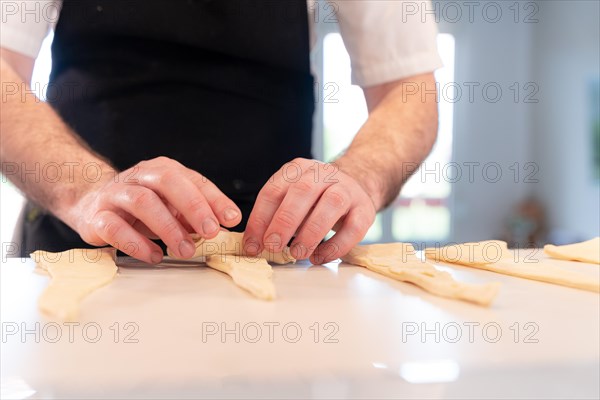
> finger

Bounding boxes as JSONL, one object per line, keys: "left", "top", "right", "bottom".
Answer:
{"left": 185, "top": 169, "right": 242, "bottom": 228}
{"left": 111, "top": 186, "right": 196, "bottom": 258}
{"left": 138, "top": 170, "right": 221, "bottom": 239}
{"left": 262, "top": 166, "right": 334, "bottom": 252}
{"left": 310, "top": 207, "right": 374, "bottom": 264}
{"left": 291, "top": 186, "right": 350, "bottom": 260}
{"left": 176, "top": 214, "right": 195, "bottom": 233}
{"left": 131, "top": 219, "right": 159, "bottom": 239}
{"left": 244, "top": 174, "right": 290, "bottom": 255}
{"left": 91, "top": 210, "right": 164, "bottom": 264}
{"left": 165, "top": 202, "right": 195, "bottom": 233}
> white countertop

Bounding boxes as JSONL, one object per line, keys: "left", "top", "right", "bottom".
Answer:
{"left": 1, "top": 251, "right": 599, "bottom": 399}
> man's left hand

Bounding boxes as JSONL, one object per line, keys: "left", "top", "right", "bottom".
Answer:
{"left": 243, "top": 158, "right": 377, "bottom": 264}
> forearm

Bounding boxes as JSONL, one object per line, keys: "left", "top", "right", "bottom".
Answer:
{"left": 0, "top": 56, "right": 115, "bottom": 226}
{"left": 335, "top": 72, "right": 438, "bottom": 211}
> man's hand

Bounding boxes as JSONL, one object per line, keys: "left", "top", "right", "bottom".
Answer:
{"left": 67, "top": 157, "right": 242, "bottom": 264}
{"left": 243, "top": 158, "right": 377, "bottom": 264}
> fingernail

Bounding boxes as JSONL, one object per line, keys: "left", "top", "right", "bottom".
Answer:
{"left": 311, "top": 247, "right": 323, "bottom": 265}
{"left": 151, "top": 251, "right": 163, "bottom": 264}
{"left": 244, "top": 238, "right": 260, "bottom": 255}
{"left": 311, "top": 254, "right": 323, "bottom": 265}
{"left": 203, "top": 218, "right": 219, "bottom": 235}
{"left": 224, "top": 208, "right": 239, "bottom": 221}
{"left": 179, "top": 239, "right": 196, "bottom": 258}
{"left": 265, "top": 233, "right": 281, "bottom": 249}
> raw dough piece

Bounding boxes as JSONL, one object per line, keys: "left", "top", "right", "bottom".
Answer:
{"left": 425, "top": 242, "right": 600, "bottom": 292}
{"left": 206, "top": 254, "right": 276, "bottom": 300}
{"left": 31, "top": 248, "right": 118, "bottom": 320}
{"left": 424, "top": 240, "right": 510, "bottom": 266}
{"left": 167, "top": 231, "right": 295, "bottom": 264}
{"left": 544, "top": 237, "right": 600, "bottom": 264}
{"left": 341, "top": 243, "right": 501, "bottom": 306}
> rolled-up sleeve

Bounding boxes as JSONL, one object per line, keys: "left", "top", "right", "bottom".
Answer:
{"left": 0, "top": 0, "right": 60, "bottom": 58}
{"left": 333, "top": 0, "right": 443, "bottom": 87}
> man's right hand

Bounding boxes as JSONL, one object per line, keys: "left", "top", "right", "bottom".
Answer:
{"left": 67, "top": 157, "right": 242, "bottom": 264}
{"left": 2, "top": 54, "right": 240, "bottom": 263}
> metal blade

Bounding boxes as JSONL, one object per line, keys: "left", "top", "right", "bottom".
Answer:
{"left": 116, "top": 256, "right": 205, "bottom": 268}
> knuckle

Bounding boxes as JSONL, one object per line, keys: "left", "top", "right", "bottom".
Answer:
{"left": 304, "top": 219, "right": 325, "bottom": 237}
{"left": 129, "top": 189, "right": 154, "bottom": 209}
{"left": 210, "top": 197, "right": 233, "bottom": 214}
{"left": 189, "top": 173, "right": 209, "bottom": 186}
{"left": 323, "top": 189, "right": 347, "bottom": 209}
{"left": 156, "top": 169, "right": 177, "bottom": 186}
{"left": 261, "top": 183, "right": 286, "bottom": 204}
{"left": 94, "top": 216, "right": 121, "bottom": 239}
{"left": 187, "top": 196, "right": 209, "bottom": 215}
{"left": 249, "top": 216, "right": 270, "bottom": 231}
{"left": 274, "top": 209, "right": 297, "bottom": 230}
{"left": 347, "top": 213, "right": 373, "bottom": 237}
{"left": 292, "top": 179, "right": 314, "bottom": 194}
{"left": 155, "top": 156, "right": 172, "bottom": 164}
{"left": 159, "top": 219, "right": 181, "bottom": 237}
{"left": 136, "top": 160, "right": 149, "bottom": 169}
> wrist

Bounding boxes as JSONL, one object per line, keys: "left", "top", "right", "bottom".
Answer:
{"left": 53, "top": 162, "right": 117, "bottom": 230}
{"left": 334, "top": 155, "right": 386, "bottom": 211}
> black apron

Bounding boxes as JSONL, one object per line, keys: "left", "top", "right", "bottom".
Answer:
{"left": 19, "top": 0, "right": 314, "bottom": 255}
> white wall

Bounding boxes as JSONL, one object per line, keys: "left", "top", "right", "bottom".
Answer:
{"left": 437, "top": 2, "right": 536, "bottom": 242}
{"left": 437, "top": 0, "right": 600, "bottom": 243}
{"left": 531, "top": 0, "right": 600, "bottom": 242}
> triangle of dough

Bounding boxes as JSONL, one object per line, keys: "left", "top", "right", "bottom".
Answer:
{"left": 206, "top": 254, "right": 276, "bottom": 300}
{"left": 544, "top": 237, "right": 599, "bottom": 264}
{"left": 342, "top": 243, "right": 501, "bottom": 306}
{"left": 167, "top": 231, "right": 295, "bottom": 264}
{"left": 31, "top": 248, "right": 118, "bottom": 321}
{"left": 425, "top": 241, "right": 599, "bottom": 292}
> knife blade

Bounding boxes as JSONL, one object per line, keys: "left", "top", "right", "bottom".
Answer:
{"left": 116, "top": 256, "right": 205, "bottom": 268}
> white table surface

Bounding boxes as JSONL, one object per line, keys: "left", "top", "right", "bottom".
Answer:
{"left": 1, "top": 251, "right": 599, "bottom": 399}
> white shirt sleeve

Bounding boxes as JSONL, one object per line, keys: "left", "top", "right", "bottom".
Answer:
{"left": 0, "top": 0, "right": 61, "bottom": 58}
{"left": 333, "top": 0, "right": 443, "bottom": 87}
